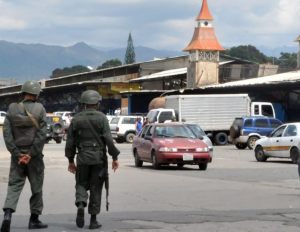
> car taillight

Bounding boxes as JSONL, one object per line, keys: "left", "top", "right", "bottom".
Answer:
{"left": 116, "top": 127, "right": 119, "bottom": 132}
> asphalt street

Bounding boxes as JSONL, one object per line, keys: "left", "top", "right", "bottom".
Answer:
{"left": 1, "top": 129, "right": 300, "bottom": 231}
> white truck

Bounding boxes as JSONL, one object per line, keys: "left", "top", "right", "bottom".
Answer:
{"left": 146, "top": 94, "right": 276, "bottom": 145}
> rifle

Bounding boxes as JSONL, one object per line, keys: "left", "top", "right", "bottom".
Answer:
{"left": 99, "top": 140, "right": 109, "bottom": 211}
{"left": 85, "top": 118, "right": 110, "bottom": 211}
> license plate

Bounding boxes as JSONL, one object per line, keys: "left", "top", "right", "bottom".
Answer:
{"left": 183, "top": 154, "right": 193, "bottom": 161}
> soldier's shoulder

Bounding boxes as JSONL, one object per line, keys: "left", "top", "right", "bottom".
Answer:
{"left": 7, "top": 102, "right": 19, "bottom": 111}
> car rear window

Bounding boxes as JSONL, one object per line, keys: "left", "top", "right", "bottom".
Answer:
{"left": 233, "top": 118, "right": 243, "bottom": 127}
{"left": 110, "top": 117, "right": 120, "bottom": 124}
{"left": 244, "top": 119, "right": 252, "bottom": 127}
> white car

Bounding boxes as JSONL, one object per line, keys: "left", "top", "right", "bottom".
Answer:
{"left": 0, "top": 111, "right": 6, "bottom": 125}
{"left": 110, "top": 115, "right": 143, "bottom": 143}
{"left": 254, "top": 122, "right": 300, "bottom": 163}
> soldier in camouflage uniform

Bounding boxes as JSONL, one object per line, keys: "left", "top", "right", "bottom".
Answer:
{"left": 65, "top": 90, "right": 119, "bottom": 229}
{"left": 1, "top": 81, "right": 48, "bottom": 232}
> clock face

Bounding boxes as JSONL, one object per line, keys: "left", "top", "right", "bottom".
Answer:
{"left": 204, "top": 21, "right": 209, "bottom": 26}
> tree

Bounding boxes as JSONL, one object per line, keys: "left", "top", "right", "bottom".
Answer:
{"left": 124, "top": 32, "right": 136, "bottom": 64}
{"left": 50, "top": 65, "right": 90, "bottom": 78}
{"left": 276, "top": 52, "right": 297, "bottom": 70}
{"left": 223, "top": 45, "right": 268, "bottom": 63}
{"left": 97, "top": 59, "right": 122, "bottom": 70}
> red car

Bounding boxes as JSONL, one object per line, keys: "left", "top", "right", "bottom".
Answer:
{"left": 132, "top": 123, "right": 212, "bottom": 170}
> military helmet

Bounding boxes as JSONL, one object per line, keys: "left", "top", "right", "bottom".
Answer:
{"left": 21, "top": 81, "right": 42, "bottom": 95}
{"left": 80, "top": 90, "right": 102, "bottom": 105}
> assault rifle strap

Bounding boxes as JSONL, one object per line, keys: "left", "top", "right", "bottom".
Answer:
{"left": 19, "top": 102, "right": 40, "bottom": 129}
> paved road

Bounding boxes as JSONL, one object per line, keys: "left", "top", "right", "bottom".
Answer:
{"left": 1, "top": 130, "right": 300, "bottom": 231}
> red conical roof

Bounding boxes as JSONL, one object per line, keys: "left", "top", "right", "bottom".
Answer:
{"left": 184, "top": 27, "right": 224, "bottom": 52}
{"left": 196, "top": 0, "right": 213, "bottom": 20}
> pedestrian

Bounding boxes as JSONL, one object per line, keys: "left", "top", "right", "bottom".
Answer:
{"left": 1, "top": 81, "right": 48, "bottom": 232}
{"left": 65, "top": 90, "right": 120, "bottom": 229}
{"left": 135, "top": 117, "right": 143, "bottom": 134}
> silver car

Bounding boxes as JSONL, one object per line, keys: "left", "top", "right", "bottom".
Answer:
{"left": 185, "top": 123, "right": 213, "bottom": 156}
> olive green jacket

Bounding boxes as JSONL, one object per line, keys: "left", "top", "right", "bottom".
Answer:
{"left": 65, "top": 109, "right": 120, "bottom": 165}
{"left": 3, "top": 100, "right": 47, "bottom": 158}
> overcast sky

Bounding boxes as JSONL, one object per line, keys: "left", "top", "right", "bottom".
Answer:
{"left": 0, "top": 0, "right": 299, "bottom": 52}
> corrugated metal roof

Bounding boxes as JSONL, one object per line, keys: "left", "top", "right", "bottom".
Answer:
{"left": 206, "top": 70, "right": 300, "bottom": 88}
{"left": 130, "top": 68, "right": 187, "bottom": 82}
{"left": 130, "top": 60, "right": 234, "bottom": 83}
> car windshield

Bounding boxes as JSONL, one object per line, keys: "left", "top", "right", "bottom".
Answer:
{"left": 186, "top": 124, "right": 206, "bottom": 137}
{"left": 147, "top": 111, "right": 159, "bottom": 123}
{"left": 154, "top": 125, "right": 196, "bottom": 138}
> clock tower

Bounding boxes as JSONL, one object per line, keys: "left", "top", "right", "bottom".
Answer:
{"left": 184, "top": 0, "right": 224, "bottom": 88}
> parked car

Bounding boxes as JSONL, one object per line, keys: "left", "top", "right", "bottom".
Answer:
{"left": 132, "top": 123, "right": 212, "bottom": 170}
{"left": 53, "top": 111, "right": 74, "bottom": 127}
{"left": 0, "top": 111, "right": 6, "bottom": 125}
{"left": 110, "top": 115, "right": 143, "bottom": 143}
{"left": 184, "top": 123, "right": 213, "bottom": 155}
{"left": 254, "top": 123, "right": 300, "bottom": 163}
{"left": 46, "top": 114, "right": 64, "bottom": 143}
{"left": 229, "top": 116, "right": 283, "bottom": 150}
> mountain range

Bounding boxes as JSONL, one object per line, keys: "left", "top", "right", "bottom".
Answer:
{"left": 0, "top": 40, "right": 182, "bottom": 83}
{"left": 0, "top": 40, "right": 297, "bottom": 83}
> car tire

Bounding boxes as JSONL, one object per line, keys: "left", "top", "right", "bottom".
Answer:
{"left": 151, "top": 151, "right": 160, "bottom": 169}
{"left": 214, "top": 132, "right": 228, "bottom": 145}
{"left": 115, "top": 138, "right": 124, "bottom": 143}
{"left": 290, "top": 147, "right": 299, "bottom": 164}
{"left": 230, "top": 125, "right": 240, "bottom": 139}
{"left": 55, "top": 137, "right": 62, "bottom": 144}
{"left": 235, "top": 143, "right": 247, "bottom": 149}
{"left": 198, "top": 163, "right": 208, "bottom": 171}
{"left": 134, "top": 150, "right": 143, "bottom": 167}
{"left": 255, "top": 146, "right": 268, "bottom": 162}
{"left": 125, "top": 132, "right": 135, "bottom": 143}
{"left": 247, "top": 136, "right": 259, "bottom": 150}
{"left": 177, "top": 163, "right": 184, "bottom": 169}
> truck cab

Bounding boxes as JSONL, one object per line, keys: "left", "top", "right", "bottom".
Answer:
{"left": 147, "top": 108, "right": 176, "bottom": 123}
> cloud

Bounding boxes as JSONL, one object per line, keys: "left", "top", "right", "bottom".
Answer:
{"left": 0, "top": 18, "right": 26, "bottom": 29}
{"left": 0, "top": 0, "right": 298, "bottom": 51}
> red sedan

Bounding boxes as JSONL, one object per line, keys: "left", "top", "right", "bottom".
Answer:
{"left": 132, "top": 123, "right": 212, "bottom": 170}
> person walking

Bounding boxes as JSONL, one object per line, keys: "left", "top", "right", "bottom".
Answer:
{"left": 1, "top": 81, "right": 48, "bottom": 232}
{"left": 65, "top": 90, "right": 120, "bottom": 230}
{"left": 135, "top": 117, "right": 143, "bottom": 134}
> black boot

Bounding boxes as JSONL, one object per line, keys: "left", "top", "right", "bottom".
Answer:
{"left": 1, "top": 209, "right": 13, "bottom": 232}
{"left": 89, "top": 215, "right": 101, "bottom": 230}
{"left": 28, "top": 214, "right": 48, "bottom": 230}
{"left": 76, "top": 203, "right": 85, "bottom": 228}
